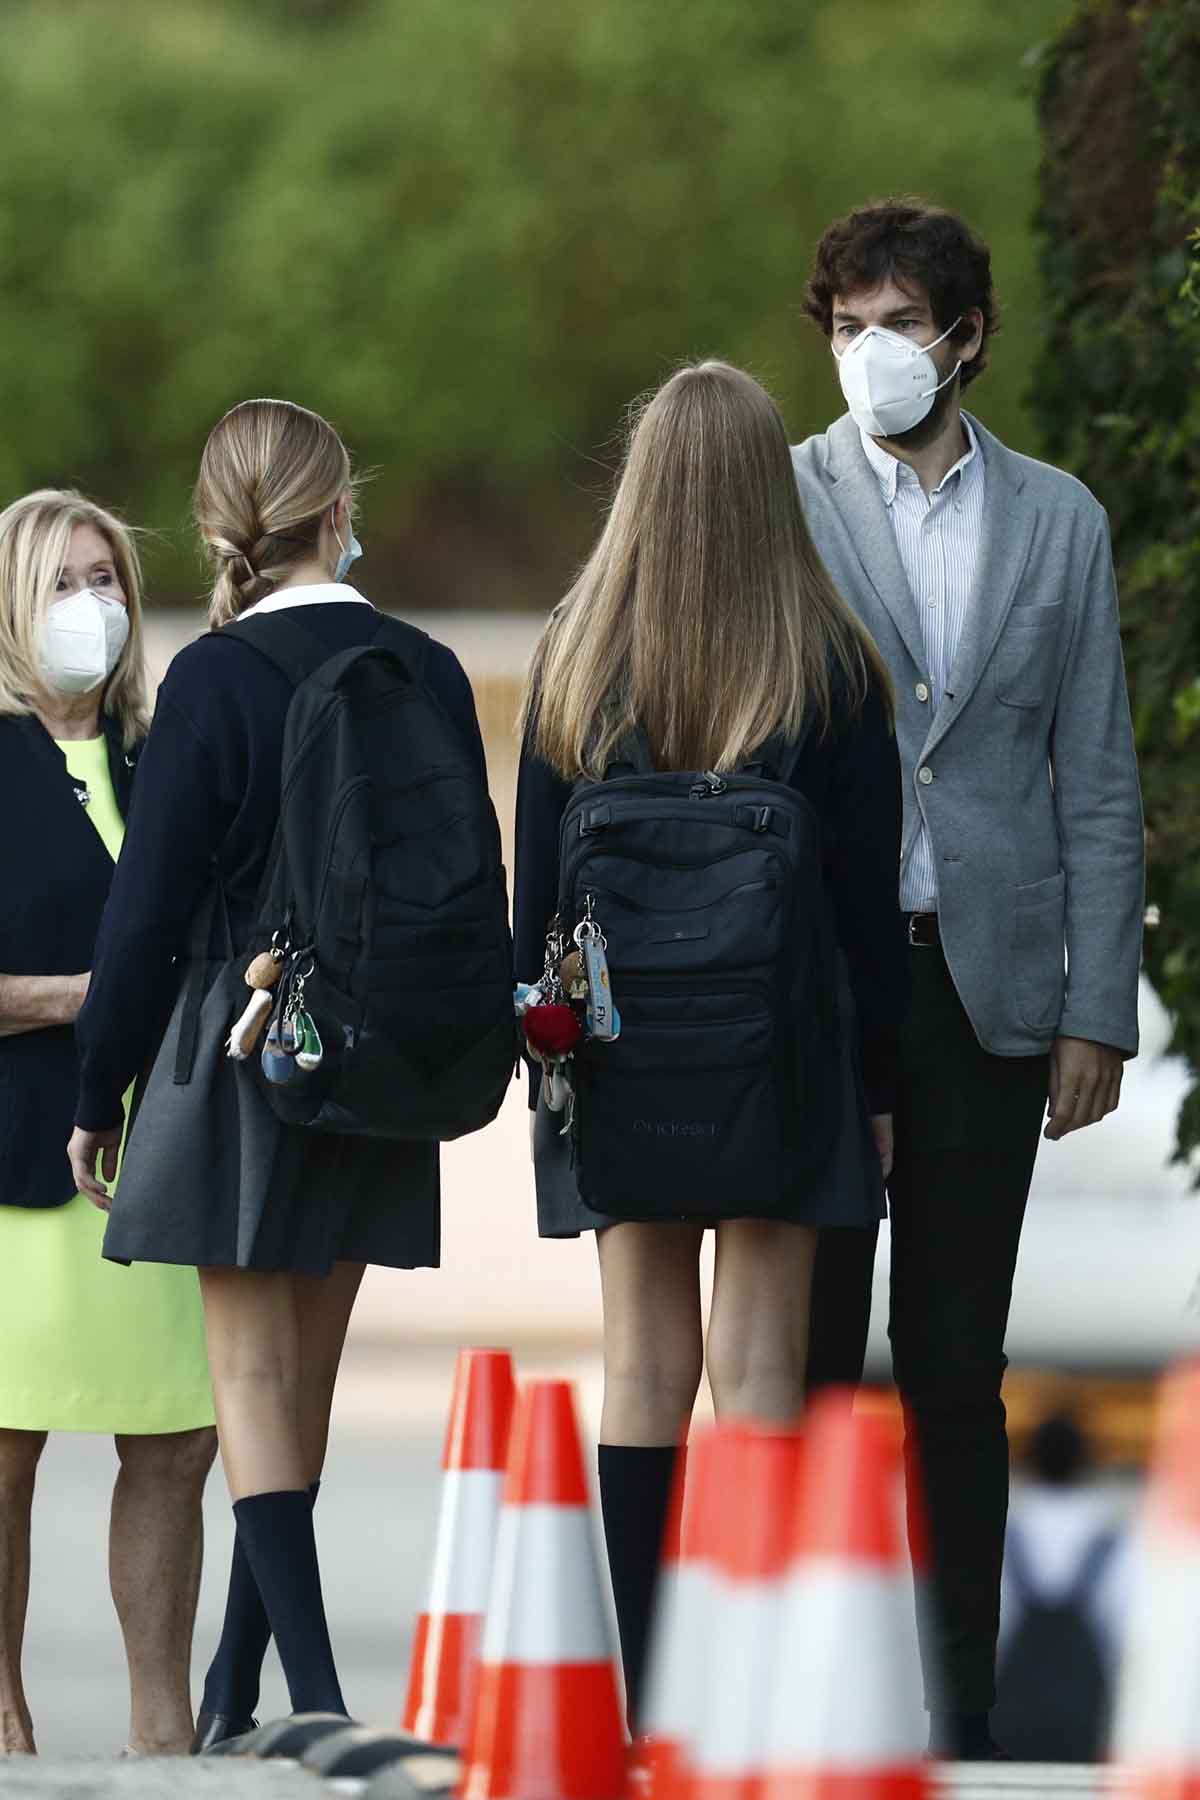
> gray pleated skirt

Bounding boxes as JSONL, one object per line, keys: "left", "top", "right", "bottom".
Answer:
{"left": 102, "top": 958, "right": 439, "bottom": 1277}
{"left": 534, "top": 958, "right": 885, "bottom": 1237}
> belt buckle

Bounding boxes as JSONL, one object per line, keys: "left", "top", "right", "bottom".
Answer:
{"left": 907, "top": 913, "right": 933, "bottom": 948}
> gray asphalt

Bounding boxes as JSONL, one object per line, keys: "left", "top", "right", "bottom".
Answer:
{"left": 19, "top": 1403, "right": 444, "bottom": 1760}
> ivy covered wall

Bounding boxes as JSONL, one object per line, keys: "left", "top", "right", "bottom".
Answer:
{"left": 1032, "top": 0, "right": 1200, "bottom": 1170}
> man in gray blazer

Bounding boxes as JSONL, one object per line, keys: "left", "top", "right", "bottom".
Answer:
{"left": 792, "top": 199, "right": 1144, "bottom": 1760}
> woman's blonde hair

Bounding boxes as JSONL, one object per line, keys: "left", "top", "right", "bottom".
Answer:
{"left": 522, "top": 361, "right": 894, "bottom": 779}
{"left": 195, "top": 399, "right": 356, "bottom": 627}
{"left": 0, "top": 489, "right": 150, "bottom": 750}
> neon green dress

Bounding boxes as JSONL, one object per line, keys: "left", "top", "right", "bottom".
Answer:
{"left": 0, "top": 736, "right": 215, "bottom": 1434}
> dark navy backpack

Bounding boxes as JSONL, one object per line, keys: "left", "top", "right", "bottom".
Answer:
{"left": 555, "top": 730, "right": 841, "bottom": 1219}
{"left": 225, "top": 611, "right": 515, "bottom": 1142}
{"left": 993, "top": 1524, "right": 1119, "bottom": 1763}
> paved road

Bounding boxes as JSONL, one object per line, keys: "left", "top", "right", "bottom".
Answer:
{"left": 20, "top": 1355, "right": 445, "bottom": 1759}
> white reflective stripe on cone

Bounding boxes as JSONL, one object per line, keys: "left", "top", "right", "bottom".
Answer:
{"left": 641, "top": 1563, "right": 715, "bottom": 1737}
{"left": 481, "top": 1505, "right": 613, "bottom": 1666}
{"left": 426, "top": 1469, "right": 505, "bottom": 1614}
{"left": 764, "top": 1562, "right": 925, "bottom": 1765}
{"left": 1112, "top": 1537, "right": 1200, "bottom": 1759}
{"left": 691, "top": 1576, "right": 784, "bottom": 1774}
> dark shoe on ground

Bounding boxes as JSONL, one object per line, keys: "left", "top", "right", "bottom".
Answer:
{"left": 927, "top": 1712, "right": 1011, "bottom": 1761}
{"left": 191, "top": 1711, "right": 259, "bottom": 1755}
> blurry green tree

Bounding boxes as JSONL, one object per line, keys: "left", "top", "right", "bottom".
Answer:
{"left": 1032, "top": 0, "right": 1200, "bottom": 1171}
{"left": 0, "top": 0, "right": 1065, "bottom": 607}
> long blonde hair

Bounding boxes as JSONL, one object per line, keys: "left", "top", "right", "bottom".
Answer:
{"left": 0, "top": 489, "right": 150, "bottom": 750}
{"left": 195, "top": 399, "right": 356, "bottom": 627}
{"left": 523, "top": 362, "right": 893, "bottom": 779}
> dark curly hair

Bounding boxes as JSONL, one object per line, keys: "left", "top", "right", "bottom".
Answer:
{"left": 805, "top": 198, "right": 998, "bottom": 388}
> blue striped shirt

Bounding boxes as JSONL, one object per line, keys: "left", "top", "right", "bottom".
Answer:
{"left": 859, "top": 420, "right": 986, "bottom": 913}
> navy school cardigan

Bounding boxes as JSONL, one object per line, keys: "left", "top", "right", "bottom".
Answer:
{"left": 75, "top": 602, "right": 488, "bottom": 1132}
{"left": 0, "top": 713, "right": 140, "bottom": 1208}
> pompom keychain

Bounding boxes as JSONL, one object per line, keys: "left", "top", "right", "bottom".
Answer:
{"left": 523, "top": 1001, "right": 583, "bottom": 1060}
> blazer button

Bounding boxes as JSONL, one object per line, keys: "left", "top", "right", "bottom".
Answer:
{"left": 915, "top": 682, "right": 930, "bottom": 703}
{"left": 918, "top": 766, "right": 934, "bottom": 785}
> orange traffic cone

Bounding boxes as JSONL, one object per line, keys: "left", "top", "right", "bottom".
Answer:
{"left": 634, "top": 1428, "right": 723, "bottom": 1800}
{"left": 461, "top": 1380, "right": 626, "bottom": 1800}
{"left": 686, "top": 1423, "right": 805, "bottom": 1800}
{"left": 761, "top": 1392, "right": 927, "bottom": 1800}
{"left": 402, "top": 1348, "right": 516, "bottom": 1747}
{"left": 1111, "top": 1359, "right": 1200, "bottom": 1799}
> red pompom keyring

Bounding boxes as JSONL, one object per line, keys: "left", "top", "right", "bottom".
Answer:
{"left": 523, "top": 1002, "right": 583, "bottom": 1060}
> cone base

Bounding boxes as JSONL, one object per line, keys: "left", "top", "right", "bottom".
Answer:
{"left": 462, "top": 1662, "right": 626, "bottom": 1800}
{"left": 1128, "top": 1776, "right": 1200, "bottom": 1800}
{"left": 402, "top": 1611, "right": 481, "bottom": 1748}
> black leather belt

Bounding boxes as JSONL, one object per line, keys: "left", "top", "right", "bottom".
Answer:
{"left": 905, "top": 912, "right": 941, "bottom": 949}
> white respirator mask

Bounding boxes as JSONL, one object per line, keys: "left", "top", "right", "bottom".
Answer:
{"left": 834, "top": 317, "right": 963, "bottom": 439}
{"left": 37, "top": 588, "right": 130, "bottom": 695}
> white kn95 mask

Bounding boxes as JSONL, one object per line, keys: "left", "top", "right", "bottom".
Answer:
{"left": 38, "top": 588, "right": 130, "bottom": 695}
{"left": 834, "top": 317, "right": 962, "bottom": 439}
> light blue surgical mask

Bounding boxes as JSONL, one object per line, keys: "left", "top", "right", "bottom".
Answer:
{"left": 331, "top": 511, "right": 363, "bottom": 584}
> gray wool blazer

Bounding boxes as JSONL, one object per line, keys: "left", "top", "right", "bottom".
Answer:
{"left": 792, "top": 411, "right": 1144, "bottom": 1059}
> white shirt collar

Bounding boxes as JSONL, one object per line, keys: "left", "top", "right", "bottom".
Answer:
{"left": 858, "top": 415, "right": 982, "bottom": 507}
{"left": 238, "top": 581, "right": 374, "bottom": 621}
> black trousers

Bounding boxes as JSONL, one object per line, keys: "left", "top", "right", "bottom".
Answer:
{"left": 807, "top": 941, "right": 1049, "bottom": 1715}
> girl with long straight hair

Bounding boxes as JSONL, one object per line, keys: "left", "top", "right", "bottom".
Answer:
{"left": 514, "top": 361, "right": 907, "bottom": 1727}
{"left": 68, "top": 400, "right": 492, "bottom": 1746}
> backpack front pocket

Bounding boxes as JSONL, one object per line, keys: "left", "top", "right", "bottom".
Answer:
{"left": 574, "top": 985, "right": 783, "bottom": 1219}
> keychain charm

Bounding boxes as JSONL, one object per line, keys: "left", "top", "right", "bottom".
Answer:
{"left": 295, "top": 1011, "right": 324, "bottom": 1072}
{"left": 574, "top": 895, "right": 621, "bottom": 1042}
{"left": 261, "top": 1017, "right": 298, "bottom": 1084}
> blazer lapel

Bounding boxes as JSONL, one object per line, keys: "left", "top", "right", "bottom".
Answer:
{"left": 822, "top": 416, "right": 927, "bottom": 674}
{"left": 925, "top": 418, "right": 1038, "bottom": 750}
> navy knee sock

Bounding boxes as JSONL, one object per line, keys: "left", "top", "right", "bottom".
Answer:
{"left": 201, "top": 1479, "right": 320, "bottom": 1718}
{"left": 202, "top": 1482, "right": 328, "bottom": 1719}
{"left": 598, "top": 1445, "right": 679, "bottom": 1733}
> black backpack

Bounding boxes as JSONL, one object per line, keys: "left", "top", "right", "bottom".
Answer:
{"left": 224, "top": 611, "right": 515, "bottom": 1142}
{"left": 556, "top": 730, "right": 841, "bottom": 1219}
{"left": 993, "top": 1523, "right": 1119, "bottom": 1763}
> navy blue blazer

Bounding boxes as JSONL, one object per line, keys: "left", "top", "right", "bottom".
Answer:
{"left": 0, "top": 713, "right": 139, "bottom": 1208}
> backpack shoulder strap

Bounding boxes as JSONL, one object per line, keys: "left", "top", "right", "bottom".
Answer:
{"left": 1066, "top": 1528, "right": 1121, "bottom": 1609}
{"left": 1003, "top": 1521, "right": 1038, "bottom": 1605}
{"left": 221, "top": 611, "right": 332, "bottom": 688}
{"left": 602, "top": 725, "right": 656, "bottom": 778}
{"left": 373, "top": 614, "right": 431, "bottom": 682}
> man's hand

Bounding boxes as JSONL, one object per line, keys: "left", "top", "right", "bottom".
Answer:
{"left": 870, "top": 1113, "right": 894, "bottom": 1181}
{"left": 1044, "top": 1037, "right": 1124, "bottom": 1141}
{"left": 68, "top": 1125, "right": 122, "bottom": 1211}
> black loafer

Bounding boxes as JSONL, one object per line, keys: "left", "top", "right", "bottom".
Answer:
{"left": 191, "top": 1711, "right": 259, "bottom": 1755}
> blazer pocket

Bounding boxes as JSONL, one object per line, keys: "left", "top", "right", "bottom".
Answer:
{"left": 1012, "top": 871, "right": 1067, "bottom": 1032}
{"left": 995, "top": 615, "right": 1061, "bottom": 709}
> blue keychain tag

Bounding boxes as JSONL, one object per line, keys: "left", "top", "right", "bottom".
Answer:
{"left": 574, "top": 896, "right": 621, "bottom": 1043}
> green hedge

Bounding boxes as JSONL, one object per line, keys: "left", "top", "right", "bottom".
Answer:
{"left": 0, "top": 0, "right": 1065, "bottom": 609}
{"left": 1032, "top": 0, "right": 1200, "bottom": 1170}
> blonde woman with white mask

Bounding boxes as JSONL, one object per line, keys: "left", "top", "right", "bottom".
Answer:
{"left": 0, "top": 491, "right": 216, "bottom": 1757}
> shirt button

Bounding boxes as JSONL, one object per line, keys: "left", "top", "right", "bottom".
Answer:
{"left": 915, "top": 682, "right": 930, "bottom": 703}
{"left": 918, "top": 766, "right": 934, "bottom": 786}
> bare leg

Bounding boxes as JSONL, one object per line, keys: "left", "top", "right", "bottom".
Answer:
{"left": 706, "top": 1219, "right": 818, "bottom": 1421}
{"left": 111, "top": 1427, "right": 218, "bottom": 1755}
{"left": 595, "top": 1224, "right": 704, "bottom": 1728}
{"left": 294, "top": 1263, "right": 366, "bottom": 1483}
{"left": 200, "top": 1269, "right": 306, "bottom": 1500}
{"left": 596, "top": 1223, "right": 706, "bottom": 1444}
{"left": 0, "top": 1431, "right": 45, "bottom": 1755}
{"left": 198, "top": 1268, "right": 346, "bottom": 1717}
{"left": 197, "top": 1262, "right": 365, "bottom": 1730}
